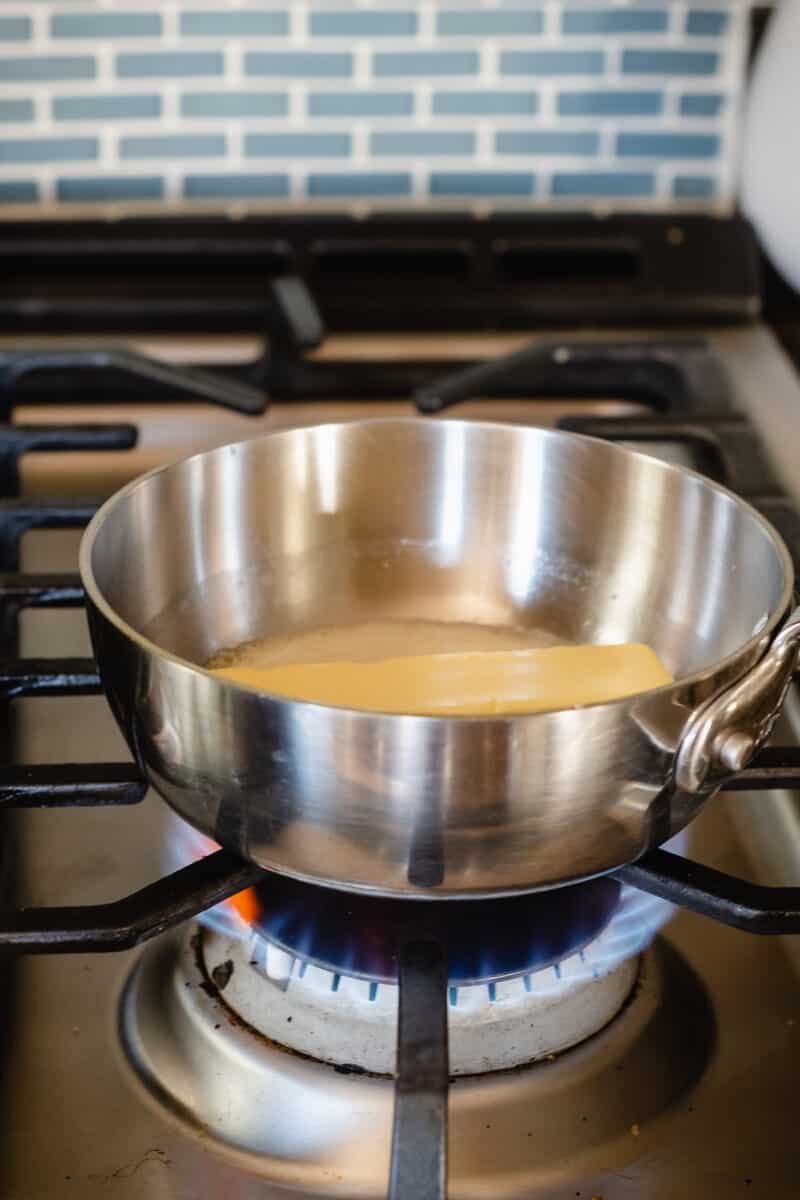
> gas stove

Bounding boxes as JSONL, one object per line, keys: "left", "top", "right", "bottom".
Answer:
{"left": 2, "top": 214, "right": 800, "bottom": 1199}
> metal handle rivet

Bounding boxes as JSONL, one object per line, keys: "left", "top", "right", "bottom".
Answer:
{"left": 715, "top": 731, "right": 756, "bottom": 774}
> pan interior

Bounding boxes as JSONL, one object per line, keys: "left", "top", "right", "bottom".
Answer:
{"left": 86, "top": 421, "right": 789, "bottom": 685}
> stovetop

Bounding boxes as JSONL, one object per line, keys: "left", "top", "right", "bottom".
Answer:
{"left": 2, "top": 215, "right": 800, "bottom": 1198}
{"left": 2, "top": 329, "right": 799, "bottom": 1197}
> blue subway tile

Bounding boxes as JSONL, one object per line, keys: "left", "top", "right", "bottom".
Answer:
{"left": 496, "top": 130, "right": 599, "bottom": 155}
{"left": 54, "top": 94, "right": 161, "bottom": 120}
{"left": 57, "top": 176, "right": 164, "bottom": 202}
{"left": 622, "top": 49, "right": 718, "bottom": 76}
{"left": 181, "top": 91, "right": 288, "bottom": 118}
{"left": 180, "top": 11, "right": 289, "bottom": 37}
{"left": 371, "top": 130, "right": 475, "bottom": 156}
{"left": 0, "top": 137, "right": 97, "bottom": 164}
{"left": 245, "top": 51, "right": 352, "bottom": 77}
{"left": 686, "top": 10, "right": 728, "bottom": 36}
{"left": 184, "top": 173, "right": 289, "bottom": 199}
{"left": 674, "top": 174, "right": 716, "bottom": 197}
{"left": 0, "top": 56, "right": 96, "bottom": 82}
{"left": 430, "top": 171, "right": 535, "bottom": 197}
{"left": 52, "top": 12, "right": 161, "bottom": 38}
{"left": 374, "top": 51, "right": 478, "bottom": 77}
{"left": 0, "top": 17, "right": 31, "bottom": 41}
{"left": 308, "top": 172, "right": 411, "bottom": 197}
{"left": 552, "top": 171, "right": 654, "bottom": 197}
{"left": 311, "top": 12, "right": 417, "bottom": 37}
{"left": 120, "top": 134, "right": 226, "bottom": 159}
{"left": 0, "top": 180, "right": 37, "bottom": 204}
{"left": 617, "top": 132, "right": 720, "bottom": 158}
{"left": 436, "top": 10, "right": 544, "bottom": 36}
{"left": 0, "top": 99, "right": 34, "bottom": 122}
{"left": 680, "top": 92, "right": 723, "bottom": 116}
{"left": 433, "top": 90, "right": 538, "bottom": 116}
{"left": 563, "top": 8, "right": 668, "bottom": 34}
{"left": 501, "top": 50, "right": 604, "bottom": 76}
{"left": 245, "top": 132, "right": 350, "bottom": 157}
{"left": 558, "top": 89, "right": 662, "bottom": 116}
{"left": 309, "top": 91, "right": 413, "bottom": 117}
{"left": 117, "top": 52, "right": 223, "bottom": 79}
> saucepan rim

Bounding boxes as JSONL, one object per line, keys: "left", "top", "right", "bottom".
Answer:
{"left": 78, "top": 417, "right": 796, "bottom": 723}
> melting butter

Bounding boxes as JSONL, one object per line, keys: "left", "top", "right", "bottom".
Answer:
{"left": 209, "top": 622, "right": 672, "bottom": 715}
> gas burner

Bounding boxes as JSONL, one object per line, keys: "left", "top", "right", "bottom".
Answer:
{"left": 219, "top": 868, "right": 623, "bottom": 986}
{"left": 157, "top": 818, "right": 690, "bottom": 1073}
{"left": 204, "top": 924, "right": 638, "bottom": 1075}
{"left": 199, "top": 865, "right": 683, "bottom": 1073}
{"left": 120, "top": 933, "right": 714, "bottom": 1195}
{"left": 170, "top": 819, "right": 686, "bottom": 980}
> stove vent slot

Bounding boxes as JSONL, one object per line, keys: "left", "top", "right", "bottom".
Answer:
{"left": 494, "top": 240, "right": 641, "bottom": 285}
{"left": 310, "top": 240, "right": 473, "bottom": 284}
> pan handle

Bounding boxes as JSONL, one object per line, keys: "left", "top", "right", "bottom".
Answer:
{"left": 675, "top": 606, "right": 800, "bottom": 793}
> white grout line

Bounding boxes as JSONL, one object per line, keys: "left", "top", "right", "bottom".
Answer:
{"left": 416, "top": 80, "right": 432, "bottom": 125}
{"left": 353, "top": 42, "right": 371, "bottom": 86}
{"left": 351, "top": 120, "right": 370, "bottom": 167}
{"left": 287, "top": 81, "right": 305, "bottom": 124}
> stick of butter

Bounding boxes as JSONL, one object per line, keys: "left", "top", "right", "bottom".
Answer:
{"left": 211, "top": 643, "right": 672, "bottom": 715}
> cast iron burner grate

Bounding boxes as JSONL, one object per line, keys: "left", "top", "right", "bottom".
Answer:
{"left": 0, "top": 745, "right": 798, "bottom": 954}
{"left": 1, "top": 320, "right": 800, "bottom": 946}
{"left": 3, "top": 324, "right": 800, "bottom": 1200}
{"left": 0, "top": 269, "right": 759, "bottom": 425}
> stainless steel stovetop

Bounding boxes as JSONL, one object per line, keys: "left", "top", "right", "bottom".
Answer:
{"left": 3, "top": 325, "right": 800, "bottom": 1199}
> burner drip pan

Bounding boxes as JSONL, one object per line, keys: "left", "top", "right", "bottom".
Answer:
{"left": 119, "top": 931, "right": 714, "bottom": 1197}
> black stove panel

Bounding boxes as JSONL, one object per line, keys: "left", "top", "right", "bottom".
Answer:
{"left": 0, "top": 215, "right": 760, "bottom": 334}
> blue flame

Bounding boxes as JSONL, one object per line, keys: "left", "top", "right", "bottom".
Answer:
{"left": 166, "top": 814, "right": 686, "bottom": 989}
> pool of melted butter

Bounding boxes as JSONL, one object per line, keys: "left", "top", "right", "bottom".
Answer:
{"left": 208, "top": 619, "right": 672, "bottom": 716}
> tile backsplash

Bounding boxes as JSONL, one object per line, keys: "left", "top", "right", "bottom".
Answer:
{"left": 0, "top": 1, "right": 750, "bottom": 217}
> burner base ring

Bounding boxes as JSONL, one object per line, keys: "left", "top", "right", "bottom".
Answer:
{"left": 202, "top": 926, "right": 638, "bottom": 1074}
{"left": 119, "top": 931, "right": 714, "bottom": 1198}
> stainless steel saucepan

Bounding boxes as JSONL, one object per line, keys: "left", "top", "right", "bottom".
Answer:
{"left": 80, "top": 418, "right": 800, "bottom": 898}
